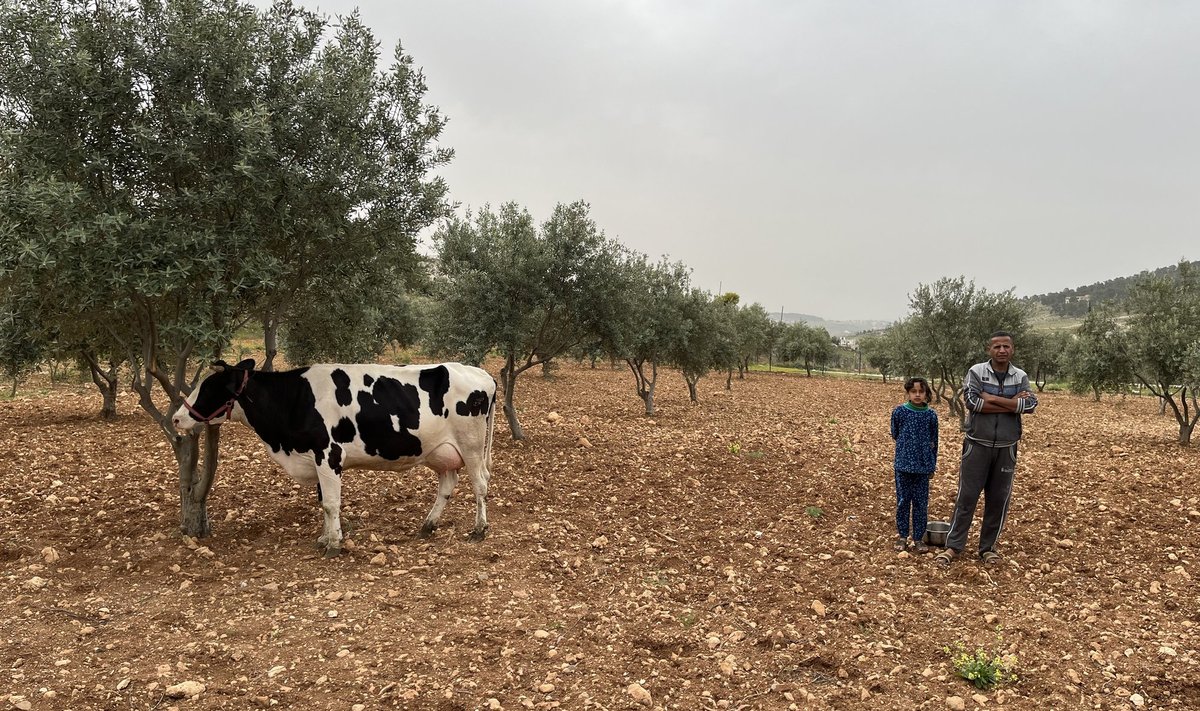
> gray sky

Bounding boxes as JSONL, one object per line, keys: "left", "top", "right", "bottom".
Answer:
{"left": 268, "top": 1, "right": 1198, "bottom": 321}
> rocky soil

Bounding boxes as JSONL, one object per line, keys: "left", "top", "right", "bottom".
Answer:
{"left": 1, "top": 359, "right": 1198, "bottom": 710}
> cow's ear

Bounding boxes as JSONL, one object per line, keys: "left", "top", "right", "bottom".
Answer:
{"left": 235, "top": 358, "right": 256, "bottom": 371}
{"left": 210, "top": 360, "right": 228, "bottom": 373}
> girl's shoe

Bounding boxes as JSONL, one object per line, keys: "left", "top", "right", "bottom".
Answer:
{"left": 892, "top": 537, "right": 908, "bottom": 552}
{"left": 911, "top": 540, "right": 930, "bottom": 553}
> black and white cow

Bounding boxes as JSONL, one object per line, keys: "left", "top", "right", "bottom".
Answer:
{"left": 172, "top": 359, "right": 496, "bottom": 555}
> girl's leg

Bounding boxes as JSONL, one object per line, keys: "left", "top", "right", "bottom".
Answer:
{"left": 894, "top": 471, "right": 912, "bottom": 538}
{"left": 912, "top": 475, "right": 931, "bottom": 542}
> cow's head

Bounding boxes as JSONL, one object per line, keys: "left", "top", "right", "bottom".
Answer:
{"left": 171, "top": 358, "right": 255, "bottom": 433}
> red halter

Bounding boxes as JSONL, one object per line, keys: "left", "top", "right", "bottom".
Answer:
{"left": 183, "top": 368, "right": 250, "bottom": 424}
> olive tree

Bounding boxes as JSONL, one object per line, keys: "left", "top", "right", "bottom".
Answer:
{"left": 670, "top": 290, "right": 738, "bottom": 401}
{"left": 600, "top": 257, "right": 691, "bottom": 416}
{"left": 903, "top": 277, "right": 1032, "bottom": 428}
{"left": 778, "top": 322, "right": 836, "bottom": 377}
{"left": 0, "top": 0, "right": 449, "bottom": 536}
{"left": 426, "top": 201, "right": 626, "bottom": 439}
{"left": 731, "top": 302, "right": 774, "bottom": 379}
{"left": 1065, "top": 305, "right": 1134, "bottom": 401}
{"left": 1123, "top": 262, "right": 1200, "bottom": 445}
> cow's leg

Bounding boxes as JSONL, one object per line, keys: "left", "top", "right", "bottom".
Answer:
{"left": 418, "top": 469, "right": 459, "bottom": 538}
{"left": 463, "top": 456, "right": 491, "bottom": 541}
{"left": 315, "top": 466, "right": 344, "bottom": 556}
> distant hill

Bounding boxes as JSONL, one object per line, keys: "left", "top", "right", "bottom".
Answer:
{"left": 1026, "top": 260, "right": 1198, "bottom": 317}
{"left": 779, "top": 312, "right": 892, "bottom": 338}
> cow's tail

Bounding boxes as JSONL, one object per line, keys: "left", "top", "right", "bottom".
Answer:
{"left": 484, "top": 384, "right": 497, "bottom": 471}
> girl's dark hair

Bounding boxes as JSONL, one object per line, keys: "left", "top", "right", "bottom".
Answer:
{"left": 904, "top": 377, "right": 930, "bottom": 395}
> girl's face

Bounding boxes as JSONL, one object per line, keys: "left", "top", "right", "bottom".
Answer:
{"left": 907, "top": 383, "right": 927, "bottom": 405}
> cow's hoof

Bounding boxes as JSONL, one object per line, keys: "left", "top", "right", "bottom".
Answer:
{"left": 416, "top": 523, "right": 436, "bottom": 539}
{"left": 468, "top": 527, "right": 488, "bottom": 542}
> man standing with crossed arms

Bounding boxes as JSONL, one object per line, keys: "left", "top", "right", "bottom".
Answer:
{"left": 935, "top": 331, "right": 1038, "bottom": 567}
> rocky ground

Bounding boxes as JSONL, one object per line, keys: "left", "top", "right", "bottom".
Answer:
{"left": 1, "top": 359, "right": 1198, "bottom": 710}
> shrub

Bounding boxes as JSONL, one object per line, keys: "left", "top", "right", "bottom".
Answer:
{"left": 944, "top": 638, "right": 1019, "bottom": 690}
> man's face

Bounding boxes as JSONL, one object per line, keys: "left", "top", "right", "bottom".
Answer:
{"left": 989, "top": 336, "right": 1014, "bottom": 366}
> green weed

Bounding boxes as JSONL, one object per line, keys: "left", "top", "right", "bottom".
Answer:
{"left": 944, "top": 633, "right": 1018, "bottom": 690}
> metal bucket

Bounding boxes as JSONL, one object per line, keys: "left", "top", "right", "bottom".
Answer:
{"left": 925, "top": 521, "right": 950, "bottom": 547}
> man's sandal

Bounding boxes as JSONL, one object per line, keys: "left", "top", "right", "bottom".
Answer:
{"left": 980, "top": 551, "right": 1002, "bottom": 566}
{"left": 934, "top": 549, "right": 957, "bottom": 567}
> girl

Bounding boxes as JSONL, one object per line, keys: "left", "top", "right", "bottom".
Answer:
{"left": 890, "top": 377, "right": 938, "bottom": 552}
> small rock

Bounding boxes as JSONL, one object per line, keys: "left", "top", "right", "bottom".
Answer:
{"left": 811, "top": 600, "right": 827, "bottom": 617}
{"left": 9, "top": 698, "right": 31, "bottom": 711}
{"left": 946, "top": 696, "right": 965, "bottom": 711}
{"left": 165, "top": 681, "right": 205, "bottom": 699}
{"left": 971, "top": 693, "right": 988, "bottom": 705}
{"left": 267, "top": 665, "right": 286, "bottom": 678}
{"left": 546, "top": 411, "right": 562, "bottom": 423}
{"left": 369, "top": 553, "right": 387, "bottom": 565}
{"left": 40, "top": 547, "right": 60, "bottom": 564}
{"left": 591, "top": 535, "right": 608, "bottom": 550}
{"left": 626, "top": 682, "right": 652, "bottom": 706}
{"left": 577, "top": 436, "right": 592, "bottom": 448}
{"left": 533, "top": 629, "right": 550, "bottom": 639}
{"left": 1130, "top": 693, "right": 1145, "bottom": 707}
{"left": 537, "top": 683, "right": 555, "bottom": 693}
{"left": 116, "top": 678, "right": 131, "bottom": 691}
{"left": 352, "top": 705, "right": 366, "bottom": 711}
{"left": 487, "top": 699, "right": 502, "bottom": 710}
{"left": 719, "top": 655, "right": 736, "bottom": 676}
{"left": 1056, "top": 539, "right": 1075, "bottom": 548}
{"left": 1066, "top": 669, "right": 1081, "bottom": 684}
{"left": 23, "top": 577, "right": 48, "bottom": 590}
{"left": 1159, "top": 646, "right": 1177, "bottom": 657}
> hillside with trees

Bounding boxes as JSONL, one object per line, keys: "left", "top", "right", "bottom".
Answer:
{"left": 1026, "top": 260, "right": 1200, "bottom": 317}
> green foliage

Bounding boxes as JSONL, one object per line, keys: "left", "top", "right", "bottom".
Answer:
{"left": 777, "top": 322, "right": 836, "bottom": 376}
{"left": 857, "top": 330, "right": 895, "bottom": 382}
{"left": 1065, "top": 305, "right": 1133, "bottom": 400}
{"left": 1029, "top": 260, "right": 1200, "bottom": 317}
{"left": 944, "top": 637, "right": 1019, "bottom": 690}
{"left": 671, "top": 289, "right": 739, "bottom": 400}
{"left": 1021, "top": 329, "right": 1072, "bottom": 391}
{"left": 0, "top": 0, "right": 451, "bottom": 535}
{"left": 731, "top": 302, "right": 774, "bottom": 375}
{"left": 901, "top": 277, "right": 1032, "bottom": 426}
{"left": 598, "top": 255, "right": 693, "bottom": 415}
{"left": 426, "top": 201, "right": 628, "bottom": 436}
{"left": 804, "top": 506, "right": 824, "bottom": 520}
{"left": 1123, "top": 261, "right": 1200, "bottom": 444}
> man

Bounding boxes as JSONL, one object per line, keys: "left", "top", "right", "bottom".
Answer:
{"left": 935, "top": 331, "right": 1038, "bottom": 567}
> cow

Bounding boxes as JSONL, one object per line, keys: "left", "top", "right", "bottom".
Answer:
{"left": 171, "top": 358, "right": 496, "bottom": 555}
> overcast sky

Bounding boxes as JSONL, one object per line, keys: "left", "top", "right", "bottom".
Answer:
{"left": 263, "top": 1, "right": 1198, "bottom": 321}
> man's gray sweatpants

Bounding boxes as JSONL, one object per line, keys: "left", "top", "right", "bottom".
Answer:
{"left": 945, "top": 440, "right": 1017, "bottom": 556}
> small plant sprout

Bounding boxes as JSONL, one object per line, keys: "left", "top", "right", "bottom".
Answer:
{"left": 804, "top": 506, "right": 824, "bottom": 520}
{"left": 944, "top": 630, "right": 1019, "bottom": 690}
{"left": 728, "top": 442, "right": 742, "bottom": 454}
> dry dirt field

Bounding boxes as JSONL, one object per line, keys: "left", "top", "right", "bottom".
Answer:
{"left": 2, "top": 359, "right": 1198, "bottom": 711}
